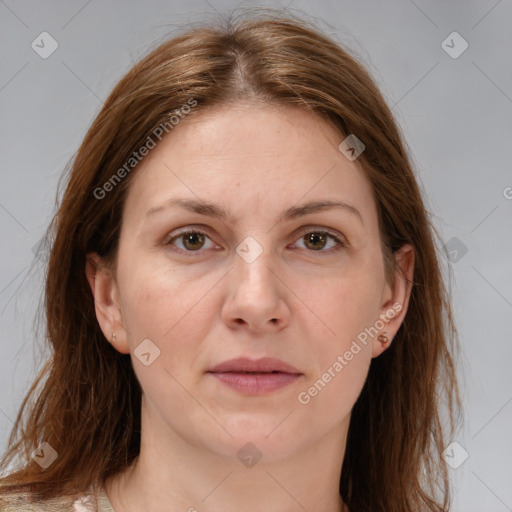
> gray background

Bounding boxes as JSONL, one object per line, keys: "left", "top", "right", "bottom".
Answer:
{"left": 1, "top": 1, "right": 511, "bottom": 510}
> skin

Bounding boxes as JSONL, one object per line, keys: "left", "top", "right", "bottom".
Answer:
{"left": 86, "top": 102, "right": 414, "bottom": 512}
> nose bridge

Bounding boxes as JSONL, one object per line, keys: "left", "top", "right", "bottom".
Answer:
{"left": 222, "top": 236, "right": 289, "bottom": 331}
{"left": 233, "top": 242, "right": 278, "bottom": 299}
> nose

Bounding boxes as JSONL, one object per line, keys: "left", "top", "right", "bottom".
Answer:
{"left": 221, "top": 250, "right": 290, "bottom": 334}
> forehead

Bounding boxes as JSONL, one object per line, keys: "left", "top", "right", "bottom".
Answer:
{"left": 122, "top": 103, "right": 377, "bottom": 228}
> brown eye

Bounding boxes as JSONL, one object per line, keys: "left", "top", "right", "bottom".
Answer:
{"left": 167, "top": 231, "right": 215, "bottom": 252}
{"left": 294, "top": 229, "right": 345, "bottom": 254}
{"left": 181, "top": 232, "right": 205, "bottom": 251}
{"left": 303, "top": 232, "right": 328, "bottom": 251}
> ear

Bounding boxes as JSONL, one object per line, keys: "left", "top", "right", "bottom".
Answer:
{"left": 85, "top": 252, "right": 130, "bottom": 354}
{"left": 371, "top": 243, "right": 415, "bottom": 358}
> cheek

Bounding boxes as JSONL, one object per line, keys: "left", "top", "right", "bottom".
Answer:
{"left": 298, "top": 267, "right": 384, "bottom": 350}
{"left": 296, "top": 346, "right": 371, "bottom": 436}
{"left": 118, "top": 269, "right": 217, "bottom": 414}
{"left": 117, "top": 262, "right": 220, "bottom": 368}
{"left": 295, "top": 276, "right": 377, "bottom": 423}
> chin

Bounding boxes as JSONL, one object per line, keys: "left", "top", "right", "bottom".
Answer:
{"left": 210, "top": 414, "right": 305, "bottom": 459}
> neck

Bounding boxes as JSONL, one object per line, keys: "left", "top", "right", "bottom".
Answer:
{"left": 106, "top": 398, "right": 349, "bottom": 512}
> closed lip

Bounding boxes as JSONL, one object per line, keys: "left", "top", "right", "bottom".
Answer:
{"left": 208, "top": 357, "right": 302, "bottom": 374}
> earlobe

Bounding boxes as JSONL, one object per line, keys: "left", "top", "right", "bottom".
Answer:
{"left": 85, "top": 252, "right": 130, "bottom": 354}
{"left": 372, "top": 244, "right": 415, "bottom": 358}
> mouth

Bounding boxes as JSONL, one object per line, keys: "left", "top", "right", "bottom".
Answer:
{"left": 207, "top": 357, "right": 303, "bottom": 395}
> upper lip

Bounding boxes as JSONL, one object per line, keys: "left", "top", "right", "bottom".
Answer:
{"left": 208, "top": 357, "right": 302, "bottom": 374}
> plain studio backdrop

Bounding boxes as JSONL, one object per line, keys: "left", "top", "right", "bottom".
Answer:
{"left": 0, "top": 1, "right": 511, "bottom": 511}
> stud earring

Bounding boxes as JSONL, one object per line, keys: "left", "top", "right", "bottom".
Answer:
{"left": 112, "top": 332, "right": 117, "bottom": 343}
{"left": 377, "top": 332, "right": 388, "bottom": 345}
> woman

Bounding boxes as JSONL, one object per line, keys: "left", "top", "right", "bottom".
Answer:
{"left": 0, "top": 11, "right": 459, "bottom": 512}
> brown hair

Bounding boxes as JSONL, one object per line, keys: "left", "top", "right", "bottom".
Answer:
{"left": 0, "top": 10, "right": 460, "bottom": 511}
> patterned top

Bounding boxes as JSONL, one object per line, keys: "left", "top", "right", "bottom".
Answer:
{"left": 0, "top": 486, "right": 115, "bottom": 511}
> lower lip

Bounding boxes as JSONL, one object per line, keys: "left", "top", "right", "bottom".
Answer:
{"left": 209, "top": 372, "right": 302, "bottom": 395}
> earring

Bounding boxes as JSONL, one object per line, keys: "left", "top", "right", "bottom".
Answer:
{"left": 112, "top": 332, "right": 117, "bottom": 343}
{"left": 377, "top": 332, "right": 388, "bottom": 345}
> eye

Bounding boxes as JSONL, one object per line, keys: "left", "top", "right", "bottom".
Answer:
{"left": 292, "top": 228, "right": 346, "bottom": 253}
{"left": 165, "top": 230, "right": 216, "bottom": 252}
{"left": 164, "top": 226, "right": 346, "bottom": 255}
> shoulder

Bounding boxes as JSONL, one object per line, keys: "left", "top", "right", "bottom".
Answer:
{"left": 0, "top": 488, "right": 112, "bottom": 511}
{"left": 0, "top": 491, "right": 74, "bottom": 511}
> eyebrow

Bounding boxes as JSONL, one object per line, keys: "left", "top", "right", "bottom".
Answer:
{"left": 145, "top": 198, "right": 363, "bottom": 224}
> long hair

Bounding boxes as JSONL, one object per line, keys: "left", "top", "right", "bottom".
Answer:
{"left": 0, "top": 10, "right": 460, "bottom": 511}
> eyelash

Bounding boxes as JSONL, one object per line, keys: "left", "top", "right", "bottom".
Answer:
{"left": 163, "top": 226, "right": 347, "bottom": 256}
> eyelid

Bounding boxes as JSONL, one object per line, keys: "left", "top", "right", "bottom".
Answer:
{"left": 164, "top": 224, "right": 348, "bottom": 254}
{"left": 162, "top": 225, "right": 220, "bottom": 253}
{"left": 294, "top": 225, "right": 347, "bottom": 244}
{"left": 290, "top": 225, "right": 347, "bottom": 254}
{"left": 162, "top": 223, "right": 216, "bottom": 240}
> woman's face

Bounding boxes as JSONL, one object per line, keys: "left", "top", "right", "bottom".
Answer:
{"left": 89, "top": 103, "right": 412, "bottom": 461}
